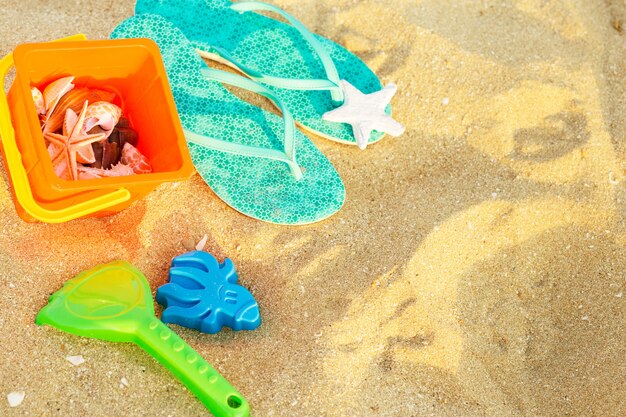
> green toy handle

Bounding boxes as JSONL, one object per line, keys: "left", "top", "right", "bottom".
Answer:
{"left": 136, "top": 318, "right": 249, "bottom": 417}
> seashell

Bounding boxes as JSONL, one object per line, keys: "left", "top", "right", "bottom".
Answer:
{"left": 77, "top": 162, "right": 134, "bottom": 180}
{"left": 116, "top": 116, "right": 131, "bottom": 128}
{"left": 89, "top": 125, "right": 139, "bottom": 169}
{"left": 48, "top": 143, "right": 71, "bottom": 180}
{"left": 83, "top": 101, "right": 122, "bottom": 137}
{"left": 42, "top": 76, "right": 75, "bottom": 121}
{"left": 90, "top": 141, "right": 104, "bottom": 169}
{"left": 31, "top": 87, "right": 45, "bottom": 115}
{"left": 116, "top": 127, "right": 138, "bottom": 147}
{"left": 76, "top": 166, "right": 101, "bottom": 180}
{"left": 120, "top": 142, "right": 152, "bottom": 174}
{"left": 43, "top": 88, "right": 116, "bottom": 134}
{"left": 107, "top": 162, "right": 134, "bottom": 176}
{"left": 101, "top": 140, "right": 119, "bottom": 169}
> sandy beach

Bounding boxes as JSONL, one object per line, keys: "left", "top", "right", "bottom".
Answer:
{"left": 1, "top": 0, "right": 625, "bottom": 416}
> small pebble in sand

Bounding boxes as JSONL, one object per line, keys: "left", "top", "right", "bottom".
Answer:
{"left": 8, "top": 283, "right": 15, "bottom": 289}
{"left": 7, "top": 391, "right": 25, "bottom": 407}
{"left": 120, "top": 377, "right": 129, "bottom": 388}
{"left": 66, "top": 355, "right": 85, "bottom": 366}
{"left": 442, "top": 97, "right": 449, "bottom": 106}
{"left": 582, "top": 315, "right": 589, "bottom": 321}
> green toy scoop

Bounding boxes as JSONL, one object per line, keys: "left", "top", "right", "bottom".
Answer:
{"left": 36, "top": 261, "right": 249, "bottom": 417}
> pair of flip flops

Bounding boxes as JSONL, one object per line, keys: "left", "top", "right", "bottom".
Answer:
{"left": 111, "top": 0, "right": 404, "bottom": 225}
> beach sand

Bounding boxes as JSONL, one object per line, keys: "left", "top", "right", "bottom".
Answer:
{"left": 1, "top": 0, "right": 624, "bottom": 416}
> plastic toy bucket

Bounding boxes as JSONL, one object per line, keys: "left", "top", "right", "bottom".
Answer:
{"left": 0, "top": 35, "right": 194, "bottom": 223}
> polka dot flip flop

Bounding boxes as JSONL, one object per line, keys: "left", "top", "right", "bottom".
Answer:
{"left": 111, "top": 14, "right": 345, "bottom": 224}
{"left": 135, "top": 0, "right": 405, "bottom": 150}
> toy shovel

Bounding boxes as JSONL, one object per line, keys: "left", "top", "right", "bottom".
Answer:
{"left": 36, "top": 261, "right": 249, "bottom": 417}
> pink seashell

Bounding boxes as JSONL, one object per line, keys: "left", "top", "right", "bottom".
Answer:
{"left": 31, "top": 87, "right": 45, "bottom": 115}
{"left": 83, "top": 101, "right": 122, "bottom": 137}
{"left": 48, "top": 143, "right": 71, "bottom": 180}
{"left": 42, "top": 76, "right": 75, "bottom": 121}
{"left": 77, "top": 162, "right": 134, "bottom": 180}
{"left": 121, "top": 142, "right": 152, "bottom": 174}
{"left": 76, "top": 169, "right": 101, "bottom": 180}
{"left": 106, "top": 162, "right": 135, "bottom": 176}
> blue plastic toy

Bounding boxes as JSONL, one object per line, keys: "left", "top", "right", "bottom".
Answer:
{"left": 156, "top": 251, "right": 261, "bottom": 334}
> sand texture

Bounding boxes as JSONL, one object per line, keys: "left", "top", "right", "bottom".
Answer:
{"left": 1, "top": 0, "right": 625, "bottom": 416}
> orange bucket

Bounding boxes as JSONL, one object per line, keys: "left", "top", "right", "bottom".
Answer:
{"left": 0, "top": 35, "right": 194, "bottom": 223}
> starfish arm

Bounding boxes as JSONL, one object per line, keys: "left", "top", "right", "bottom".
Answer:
{"left": 43, "top": 131, "right": 73, "bottom": 180}
{"left": 72, "top": 132, "right": 106, "bottom": 147}
{"left": 377, "top": 115, "right": 405, "bottom": 137}
{"left": 322, "top": 80, "right": 403, "bottom": 146}
{"left": 51, "top": 154, "right": 64, "bottom": 166}
{"left": 49, "top": 145, "right": 65, "bottom": 165}
{"left": 68, "top": 149, "right": 79, "bottom": 180}
{"left": 44, "top": 132, "right": 68, "bottom": 147}
{"left": 69, "top": 101, "right": 90, "bottom": 138}
{"left": 52, "top": 158, "right": 70, "bottom": 179}
{"left": 70, "top": 130, "right": 106, "bottom": 164}
{"left": 353, "top": 122, "right": 374, "bottom": 150}
{"left": 69, "top": 133, "right": 106, "bottom": 148}
{"left": 322, "top": 105, "right": 355, "bottom": 123}
{"left": 371, "top": 83, "right": 398, "bottom": 107}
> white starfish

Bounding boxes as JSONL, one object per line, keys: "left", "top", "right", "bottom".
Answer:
{"left": 322, "top": 80, "right": 405, "bottom": 149}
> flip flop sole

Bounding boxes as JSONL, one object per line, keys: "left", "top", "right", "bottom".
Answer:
{"left": 111, "top": 14, "right": 345, "bottom": 224}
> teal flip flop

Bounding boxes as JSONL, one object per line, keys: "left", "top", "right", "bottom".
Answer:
{"left": 111, "top": 14, "right": 345, "bottom": 225}
{"left": 135, "top": 0, "right": 405, "bottom": 149}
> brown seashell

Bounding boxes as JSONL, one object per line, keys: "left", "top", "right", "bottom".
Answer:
{"left": 101, "top": 140, "right": 119, "bottom": 169}
{"left": 89, "top": 141, "right": 104, "bottom": 169}
{"left": 116, "top": 117, "right": 131, "bottom": 128}
{"left": 108, "top": 128, "right": 120, "bottom": 146}
{"left": 117, "top": 127, "right": 139, "bottom": 147}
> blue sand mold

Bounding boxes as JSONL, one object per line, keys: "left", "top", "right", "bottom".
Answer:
{"left": 156, "top": 251, "right": 261, "bottom": 334}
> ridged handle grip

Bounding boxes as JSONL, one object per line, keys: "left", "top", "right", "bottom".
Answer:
{"left": 137, "top": 318, "right": 249, "bottom": 417}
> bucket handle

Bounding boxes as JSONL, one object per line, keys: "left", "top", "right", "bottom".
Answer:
{"left": 0, "top": 34, "right": 132, "bottom": 223}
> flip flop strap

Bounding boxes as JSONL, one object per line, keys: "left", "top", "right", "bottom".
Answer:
{"left": 200, "top": 47, "right": 338, "bottom": 92}
{"left": 185, "top": 67, "right": 303, "bottom": 180}
{"left": 222, "top": 1, "right": 344, "bottom": 105}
